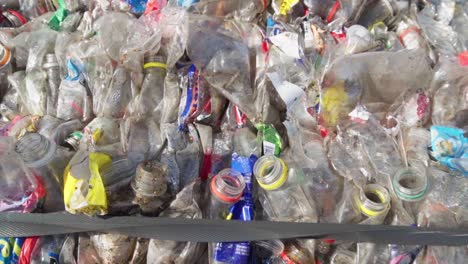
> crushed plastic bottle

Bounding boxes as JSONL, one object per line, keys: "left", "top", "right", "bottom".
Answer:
{"left": 0, "top": 0, "right": 466, "bottom": 263}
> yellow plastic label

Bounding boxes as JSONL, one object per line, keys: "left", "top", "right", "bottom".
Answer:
{"left": 280, "top": 0, "right": 299, "bottom": 15}
{"left": 63, "top": 152, "right": 111, "bottom": 215}
{"left": 321, "top": 82, "right": 350, "bottom": 127}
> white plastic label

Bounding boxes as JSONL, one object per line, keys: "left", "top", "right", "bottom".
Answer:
{"left": 263, "top": 141, "right": 276, "bottom": 156}
{"left": 269, "top": 32, "right": 300, "bottom": 59}
{"left": 267, "top": 72, "right": 305, "bottom": 107}
{"left": 303, "top": 21, "right": 314, "bottom": 50}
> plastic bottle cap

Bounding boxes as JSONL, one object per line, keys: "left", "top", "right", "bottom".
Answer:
{"left": 210, "top": 169, "right": 245, "bottom": 203}
{"left": 0, "top": 44, "right": 11, "bottom": 69}
{"left": 254, "top": 156, "right": 288, "bottom": 191}
{"left": 355, "top": 184, "right": 390, "bottom": 217}
{"left": 392, "top": 167, "right": 428, "bottom": 202}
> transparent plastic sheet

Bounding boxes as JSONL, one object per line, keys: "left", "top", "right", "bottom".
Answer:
{"left": 417, "top": 6, "right": 464, "bottom": 58}
{"left": 77, "top": 234, "right": 101, "bottom": 264}
{"left": 340, "top": 25, "right": 377, "bottom": 55}
{"left": 18, "top": 0, "right": 51, "bottom": 19}
{"left": 120, "top": 117, "right": 164, "bottom": 163}
{"left": 120, "top": 10, "right": 162, "bottom": 72}
{"left": 386, "top": 87, "right": 432, "bottom": 129}
{"left": 451, "top": 2, "right": 468, "bottom": 51}
{"left": 329, "top": 117, "right": 403, "bottom": 187}
{"left": 98, "top": 65, "right": 133, "bottom": 118}
{"left": 1, "top": 72, "right": 27, "bottom": 119}
{"left": 101, "top": 157, "right": 137, "bottom": 215}
{"left": 160, "top": 71, "right": 182, "bottom": 124}
{"left": 55, "top": 32, "right": 82, "bottom": 77}
{"left": 404, "top": 127, "right": 431, "bottom": 167}
{"left": 175, "top": 0, "right": 266, "bottom": 22}
{"left": 66, "top": 39, "right": 114, "bottom": 116}
{"left": 93, "top": 12, "right": 136, "bottom": 62}
{"left": 159, "top": 123, "right": 203, "bottom": 195}
{"left": 147, "top": 181, "right": 206, "bottom": 264}
{"left": 285, "top": 121, "right": 341, "bottom": 221}
{"left": 319, "top": 49, "right": 433, "bottom": 128}
{"left": 25, "top": 29, "right": 58, "bottom": 72}
{"left": 0, "top": 136, "right": 39, "bottom": 213}
{"left": 186, "top": 15, "right": 256, "bottom": 122}
{"left": 48, "top": 119, "right": 84, "bottom": 146}
{"left": 159, "top": 7, "right": 188, "bottom": 69}
{"left": 15, "top": 133, "right": 73, "bottom": 213}
{"left": 430, "top": 57, "right": 468, "bottom": 126}
{"left": 424, "top": 167, "right": 468, "bottom": 211}
{"left": 56, "top": 60, "right": 92, "bottom": 122}
{"left": 30, "top": 235, "right": 66, "bottom": 264}
{"left": 83, "top": 117, "right": 119, "bottom": 147}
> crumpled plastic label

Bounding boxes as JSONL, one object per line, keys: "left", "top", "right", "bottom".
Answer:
{"left": 430, "top": 126, "right": 468, "bottom": 175}
{"left": 269, "top": 32, "right": 300, "bottom": 58}
{"left": 63, "top": 152, "right": 112, "bottom": 215}
{"left": 279, "top": 0, "right": 299, "bottom": 15}
{"left": 49, "top": 0, "right": 69, "bottom": 31}
{"left": 320, "top": 82, "right": 350, "bottom": 128}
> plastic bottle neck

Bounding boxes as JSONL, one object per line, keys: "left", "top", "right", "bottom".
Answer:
{"left": 0, "top": 43, "right": 11, "bottom": 69}
{"left": 253, "top": 155, "right": 288, "bottom": 191}
{"left": 355, "top": 184, "right": 390, "bottom": 217}
{"left": 392, "top": 167, "right": 428, "bottom": 202}
{"left": 43, "top": 53, "right": 59, "bottom": 69}
{"left": 131, "top": 161, "right": 168, "bottom": 198}
{"left": 144, "top": 55, "right": 167, "bottom": 71}
{"left": 210, "top": 169, "right": 245, "bottom": 204}
{"left": 15, "top": 133, "right": 57, "bottom": 168}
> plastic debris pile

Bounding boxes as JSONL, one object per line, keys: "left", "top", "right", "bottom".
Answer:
{"left": 0, "top": 0, "right": 467, "bottom": 263}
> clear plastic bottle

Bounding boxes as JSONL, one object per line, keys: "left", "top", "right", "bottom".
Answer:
{"left": 0, "top": 136, "right": 39, "bottom": 213}
{"left": 43, "top": 54, "right": 61, "bottom": 117}
{"left": 133, "top": 55, "right": 167, "bottom": 121}
{"left": 251, "top": 240, "right": 285, "bottom": 263}
{"left": 30, "top": 235, "right": 66, "bottom": 264}
{"left": 101, "top": 65, "right": 132, "bottom": 118}
{"left": 389, "top": 168, "right": 426, "bottom": 264}
{"left": 254, "top": 155, "right": 318, "bottom": 263}
{"left": 405, "top": 127, "right": 431, "bottom": 167}
{"left": 396, "top": 17, "right": 427, "bottom": 50}
{"left": 253, "top": 155, "right": 317, "bottom": 222}
{"left": 353, "top": 184, "right": 391, "bottom": 224}
{"left": 15, "top": 133, "right": 74, "bottom": 212}
{"left": 392, "top": 167, "right": 428, "bottom": 204}
{"left": 336, "top": 182, "right": 391, "bottom": 224}
{"left": 207, "top": 168, "right": 246, "bottom": 220}
{"left": 208, "top": 169, "right": 246, "bottom": 264}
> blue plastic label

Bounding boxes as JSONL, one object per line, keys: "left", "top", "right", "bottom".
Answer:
{"left": 10, "top": 238, "right": 24, "bottom": 264}
{"left": 431, "top": 126, "right": 468, "bottom": 175}
{"left": 0, "top": 238, "right": 13, "bottom": 264}
{"left": 179, "top": 65, "right": 199, "bottom": 131}
{"left": 177, "top": 0, "right": 199, "bottom": 7}
{"left": 49, "top": 252, "right": 59, "bottom": 264}
{"left": 126, "top": 0, "right": 148, "bottom": 13}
